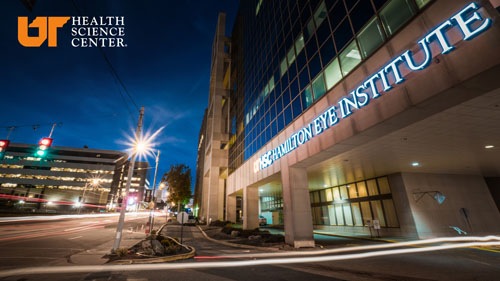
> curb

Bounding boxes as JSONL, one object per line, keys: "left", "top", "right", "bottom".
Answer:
{"left": 196, "top": 225, "right": 281, "bottom": 252}
{"left": 313, "top": 231, "right": 397, "bottom": 243}
{"left": 109, "top": 224, "right": 196, "bottom": 264}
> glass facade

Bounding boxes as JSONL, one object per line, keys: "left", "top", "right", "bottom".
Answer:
{"left": 228, "top": 0, "right": 433, "bottom": 174}
{"left": 310, "top": 176, "right": 399, "bottom": 227}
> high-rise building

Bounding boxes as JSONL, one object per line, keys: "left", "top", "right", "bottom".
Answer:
{"left": 196, "top": 0, "right": 500, "bottom": 247}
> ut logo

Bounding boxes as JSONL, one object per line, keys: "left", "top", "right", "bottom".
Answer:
{"left": 18, "top": 17, "right": 70, "bottom": 47}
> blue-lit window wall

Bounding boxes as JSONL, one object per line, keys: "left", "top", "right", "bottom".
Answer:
{"left": 230, "top": 0, "right": 432, "bottom": 170}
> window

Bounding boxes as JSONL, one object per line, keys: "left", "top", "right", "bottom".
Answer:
{"left": 357, "top": 18, "right": 384, "bottom": 58}
{"left": 350, "top": 0, "right": 376, "bottom": 33}
{"left": 383, "top": 199, "right": 399, "bottom": 227}
{"left": 351, "top": 202, "right": 363, "bottom": 226}
{"left": 379, "top": 0, "right": 416, "bottom": 36}
{"left": 339, "top": 40, "right": 362, "bottom": 75}
{"left": 347, "top": 184, "right": 358, "bottom": 198}
{"left": 339, "top": 185, "right": 348, "bottom": 199}
{"left": 324, "top": 58, "right": 342, "bottom": 90}
{"left": 321, "top": 206, "right": 330, "bottom": 224}
{"left": 280, "top": 58, "right": 287, "bottom": 77}
{"left": 295, "top": 34, "right": 305, "bottom": 54}
{"left": 312, "top": 73, "right": 326, "bottom": 100}
{"left": 305, "top": 19, "right": 316, "bottom": 41}
{"left": 370, "top": 200, "right": 386, "bottom": 227}
{"left": 325, "top": 188, "right": 333, "bottom": 201}
{"left": 332, "top": 187, "right": 340, "bottom": 201}
{"left": 343, "top": 203, "right": 354, "bottom": 225}
{"left": 360, "top": 201, "right": 372, "bottom": 225}
{"left": 313, "top": 1, "right": 328, "bottom": 27}
{"left": 377, "top": 177, "right": 391, "bottom": 194}
{"left": 287, "top": 47, "right": 296, "bottom": 65}
{"left": 356, "top": 181, "right": 368, "bottom": 197}
{"left": 313, "top": 191, "right": 320, "bottom": 203}
{"left": 303, "top": 86, "right": 313, "bottom": 108}
{"left": 415, "top": 0, "right": 431, "bottom": 9}
{"left": 328, "top": 205, "right": 337, "bottom": 225}
{"left": 255, "top": 0, "right": 264, "bottom": 15}
{"left": 335, "top": 204, "right": 344, "bottom": 225}
{"left": 367, "top": 179, "right": 379, "bottom": 195}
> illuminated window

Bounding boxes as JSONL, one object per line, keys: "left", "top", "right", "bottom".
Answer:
{"left": 303, "top": 86, "right": 313, "bottom": 108}
{"left": 287, "top": 47, "right": 296, "bottom": 65}
{"left": 324, "top": 58, "right": 342, "bottom": 90}
{"left": 339, "top": 41, "right": 362, "bottom": 75}
{"left": 280, "top": 58, "right": 287, "bottom": 77}
{"left": 294, "top": 34, "right": 305, "bottom": 55}
{"left": 415, "top": 0, "right": 431, "bottom": 9}
{"left": 379, "top": 0, "right": 416, "bottom": 36}
{"left": 313, "top": 1, "right": 327, "bottom": 27}
{"left": 312, "top": 73, "right": 326, "bottom": 100}
{"left": 357, "top": 18, "right": 384, "bottom": 58}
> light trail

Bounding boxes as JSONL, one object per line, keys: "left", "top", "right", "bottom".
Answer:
{"left": 209, "top": 235, "right": 500, "bottom": 259}
{"left": 0, "top": 212, "right": 151, "bottom": 223}
{"left": 0, "top": 240, "right": 499, "bottom": 277}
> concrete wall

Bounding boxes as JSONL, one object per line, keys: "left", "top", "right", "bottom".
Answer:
{"left": 400, "top": 173, "right": 500, "bottom": 238}
{"left": 485, "top": 177, "right": 500, "bottom": 212}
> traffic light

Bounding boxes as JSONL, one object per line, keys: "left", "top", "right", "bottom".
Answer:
{"left": 0, "top": 140, "right": 10, "bottom": 159}
{"left": 35, "top": 137, "right": 53, "bottom": 158}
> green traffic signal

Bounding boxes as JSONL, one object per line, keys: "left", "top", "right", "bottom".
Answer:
{"left": 35, "top": 150, "right": 46, "bottom": 157}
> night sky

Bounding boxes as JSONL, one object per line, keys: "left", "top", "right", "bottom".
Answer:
{"left": 0, "top": 0, "right": 239, "bottom": 191}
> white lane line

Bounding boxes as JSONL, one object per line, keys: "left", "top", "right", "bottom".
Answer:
{"left": 68, "top": 236, "right": 83, "bottom": 240}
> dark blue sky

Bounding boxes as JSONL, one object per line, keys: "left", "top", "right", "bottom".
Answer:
{"left": 0, "top": 0, "right": 239, "bottom": 191}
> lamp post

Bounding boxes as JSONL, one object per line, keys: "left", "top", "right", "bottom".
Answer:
{"left": 112, "top": 106, "right": 145, "bottom": 252}
{"left": 78, "top": 178, "right": 100, "bottom": 214}
{"left": 147, "top": 149, "right": 160, "bottom": 233}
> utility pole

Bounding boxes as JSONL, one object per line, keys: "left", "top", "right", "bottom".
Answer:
{"left": 112, "top": 106, "right": 144, "bottom": 252}
{"left": 148, "top": 149, "right": 160, "bottom": 233}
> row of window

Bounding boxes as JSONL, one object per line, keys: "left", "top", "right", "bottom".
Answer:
{"left": 241, "top": 0, "right": 432, "bottom": 163}
{"left": 260, "top": 196, "right": 284, "bottom": 211}
{"left": 311, "top": 199, "right": 399, "bottom": 227}
{"left": 310, "top": 177, "right": 391, "bottom": 203}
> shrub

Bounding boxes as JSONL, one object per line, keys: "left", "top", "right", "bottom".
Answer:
{"left": 115, "top": 248, "right": 128, "bottom": 257}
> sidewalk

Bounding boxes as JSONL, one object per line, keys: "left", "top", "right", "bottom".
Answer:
{"left": 69, "top": 229, "right": 146, "bottom": 265}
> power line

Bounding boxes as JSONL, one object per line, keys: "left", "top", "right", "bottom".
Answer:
{"left": 71, "top": 0, "right": 140, "bottom": 117}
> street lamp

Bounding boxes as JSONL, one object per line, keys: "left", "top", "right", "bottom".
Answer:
{"left": 78, "top": 177, "right": 101, "bottom": 214}
{"left": 147, "top": 149, "right": 161, "bottom": 234}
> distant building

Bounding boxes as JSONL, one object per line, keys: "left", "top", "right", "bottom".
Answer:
{"left": 112, "top": 160, "right": 150, "bottom": 208}
{"left": 0, "top": 143, "right": 150, "bottom": 213}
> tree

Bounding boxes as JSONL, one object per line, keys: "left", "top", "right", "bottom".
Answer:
{"left": 162, "top": 164, "right": 192, "bottom": 212}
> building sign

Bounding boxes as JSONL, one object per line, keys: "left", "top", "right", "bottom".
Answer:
{"left": 257, "top": 2, "right": 492, "bottom": 171}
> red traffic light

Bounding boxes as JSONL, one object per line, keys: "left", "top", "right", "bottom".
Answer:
{"left": 38, "top": 138, "right": 53, "bottom": 147}
{"left": 0, "top": 140, "right": 9, "bottom": 148}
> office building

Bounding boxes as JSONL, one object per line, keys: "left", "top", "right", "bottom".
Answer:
{"left": 196, "top": 0, "right": 500, "bottom": 247}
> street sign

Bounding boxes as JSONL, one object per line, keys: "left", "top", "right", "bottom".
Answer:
{"left": 177, "top": 212, "right": 189, "bottom": 224}
{"left": 373, "top": 219, "right": 381, "bottom": 230}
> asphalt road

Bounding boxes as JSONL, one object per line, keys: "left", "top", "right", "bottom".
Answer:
{"left": 0, "top": 220, "right": 499, "bottom": 281}
{"left": 0, "top": 212, "right": 150, "bottom": 268}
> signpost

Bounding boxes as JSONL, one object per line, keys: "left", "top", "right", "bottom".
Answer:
{"left": 177, "top": 211, "right": 188, "bottom": 244}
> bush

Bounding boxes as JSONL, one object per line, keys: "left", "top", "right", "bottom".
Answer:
{"left": 209, "top": 220, "right": 230, "bottom": 227}
{"left": 115, "top": 248, "right": 128, "bottom": 257}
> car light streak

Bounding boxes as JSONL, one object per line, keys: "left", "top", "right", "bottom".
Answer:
{"left": 213, "top": 235, "right": 500, "bottom": 258}
{"left": 0, "top": 212, "right": 150, "bottom": 223}
{"left": 0, "top": 241, "right": 499, "bottom": 277}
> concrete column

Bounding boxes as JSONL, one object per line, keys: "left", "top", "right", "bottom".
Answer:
{"left": 226, "top": 194, "right": 236, "bottom": 223}
{"left": 281, "top": 165, "right": 315, "bottom": 248}
{"left": 206, "top": 168, "right": 220, "bottom": 223}
{"left": 243, "top": 186, "right": 259, "bottom": 230}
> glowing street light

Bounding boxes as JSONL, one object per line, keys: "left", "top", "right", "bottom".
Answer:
{"left": 78, "top": 176, "right": 101, "bottom": 214}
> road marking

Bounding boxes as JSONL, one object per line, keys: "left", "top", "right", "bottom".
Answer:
{"left": 68, "top": 236, "right": 83, "bottom": 240}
